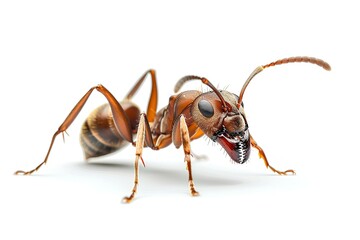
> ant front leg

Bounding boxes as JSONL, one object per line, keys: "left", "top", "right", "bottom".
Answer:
{"left": 250, "top": 135, "right": 295, "bottom": 175}
{"left": 178, "top": 115, "right": 199, "bottom": 196}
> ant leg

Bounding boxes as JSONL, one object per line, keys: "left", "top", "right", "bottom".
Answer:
{"left": 124, "top": 69, "right": 158, "bottom": 122}
{"left": 15, "top": 85, "right": 134, "bottom": 175}
{"left": 122, "top": 113, "right": 158, "bottom": 203}
{"left": 122, "top": 114, "right": 146, "bottom": 203}
{"left": 179, "top": 115, "right": 199, "bottom": 196}
{"left": 250, "top": 135, "right": 295, "bottom": 175}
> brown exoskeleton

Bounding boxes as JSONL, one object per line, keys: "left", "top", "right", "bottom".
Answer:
{"left": 15, "top": 56, "right": 331, "bottom": 203}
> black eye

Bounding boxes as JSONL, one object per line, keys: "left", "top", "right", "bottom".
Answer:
{"left": 198, "top": 99, "right": 214, "bottom": 118}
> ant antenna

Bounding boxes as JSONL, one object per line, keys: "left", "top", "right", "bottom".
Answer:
{"left": 237, "top": 56, "right": 331, "bottom": 108}
{"left": 175, "top": 75, "right": 231, "bottom": 112}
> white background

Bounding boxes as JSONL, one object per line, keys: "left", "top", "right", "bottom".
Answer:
{"left": 0, "top": 1, "right": 359, "bottom": 239}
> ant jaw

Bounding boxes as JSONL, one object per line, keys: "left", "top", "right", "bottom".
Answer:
{"left": 212, "top": 128, "right": 251, "bottom": 164}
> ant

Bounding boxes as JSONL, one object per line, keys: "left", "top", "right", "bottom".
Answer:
{"left": 15, "top": 56, "right": 331, "bottom": 203}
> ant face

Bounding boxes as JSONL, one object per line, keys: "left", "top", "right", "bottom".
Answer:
{"left": 191, "top": 91, "right": 251, "bottom": 164}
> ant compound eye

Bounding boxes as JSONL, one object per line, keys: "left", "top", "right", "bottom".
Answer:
{"left": 198, "top": 99, "right": 214, "bottom": 118}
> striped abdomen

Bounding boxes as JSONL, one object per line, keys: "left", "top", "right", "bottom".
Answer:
{"left": 80, "top": 102, "right": 140, "bottom": 159}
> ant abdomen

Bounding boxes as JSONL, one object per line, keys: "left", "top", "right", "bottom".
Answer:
{"left": 80, "top": 102, "right": 140, "bottom": 159}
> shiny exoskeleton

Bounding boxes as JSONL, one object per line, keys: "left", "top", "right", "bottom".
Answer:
{"left": 15, "top": 56, "right": 331, "bottom": 203}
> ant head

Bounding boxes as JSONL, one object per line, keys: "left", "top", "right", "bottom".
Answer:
{"left": 175, "top": 76, "right": 250, "bottom": 164}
